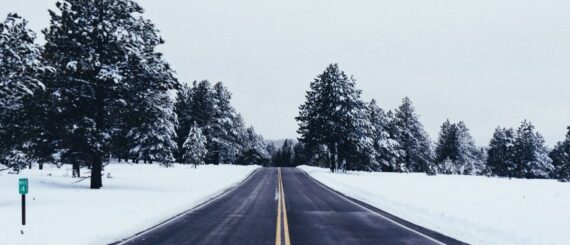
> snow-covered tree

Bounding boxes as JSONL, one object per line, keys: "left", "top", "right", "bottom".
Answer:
{"left": 392, "top": 97, "right": 435, "bottom": 174}
{"left": 128, "top": 93, "right": 178, "bottom": 166}
{"left": 182, "top": 123, "right": 208, "bottom": 167}
{"left": 435, "top": 120, "right": 484, "bottom": 175}
{"left": 43, "top": 0, "right": 178, "bottom": 188}
{"left": 486, "top": 127, "right": 516, "bottom": 177}
{"left": 512, "top": 121, "right": 554, "bottom": 178}
{"left": 174, "top": 83, "right": 193, "bottom": 162}
{"left": 550, "top": 126, "right": 570, "bottom": 181}
{"left": 368, "top": 100, "right": 402, "bottom": 172}
{"left": 209, "top": 82, "right": 244, "bottom": 165}
{"left": 0, "top": 13, "right": 53, "bottom": 171}
{"left": 296, "top": 64, "right": 377, "bottom": 172}
{"left": 237, "top": 126, "right": 270, "bottom": 165}
{"left": 0, "top": 13, "right": 46, "bottom": 110}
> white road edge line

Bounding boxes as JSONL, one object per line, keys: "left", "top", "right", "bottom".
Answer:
{"left": 115, "top": 168, "right": 261, "bottom": 245}
{"left": 300, "top": 170, "right": 447, "bottom": 245}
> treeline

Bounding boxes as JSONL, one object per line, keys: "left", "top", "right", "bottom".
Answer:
{"left": 295, "top": 64, "right": 570, "bottom": 181}
{"left": 0, "top": 1, "right": 269, "bottom": 189}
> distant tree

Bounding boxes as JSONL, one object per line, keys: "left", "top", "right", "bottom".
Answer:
{"left": 512, "top": 120, "right": 554, "bottom": 178}
{"left": 236, "top": 127, "right": 270, "bottom": 165}
{"left": 435, "top": 120, "right": 484, "bottom": 175}
{"left": 392, "top": 97, "right": 435, "bottom": 174}
{"left": 292, "top": 142, "right": 309, "bottom": 167}
{"left": 515, "top": 120, "right": 554, "bottom": 178}
{"left": 367, "top": 100, "right": 402, "bottom": 172}
{"left": 128, "top": 93, "right": 178, "bottom": 166}
{"left": 486, "top": 127, "right": 516, "bottom": 177}
{"left": 182, "top": 123, "right": 208, "bottom": 168}
{"left": 209, "top": 82, "right": 244, "bottom": 165}
{"left": 273, "top": 139, "right": 294, "bottom": 167}
{"left": 265, "top": 142, "right": 277, "bottom": 157}
{"left": 550, "top": 126, "right": 570, "bottom": 181}
{"left": 174, "top": 83, "right": 193, "bottom": 162}
{"left": 296, "top": 64, "right": 377, "bottom": 172}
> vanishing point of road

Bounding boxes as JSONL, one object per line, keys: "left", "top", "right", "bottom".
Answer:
{"left": 116, "top": 167, "right": 466, "bottom": 245}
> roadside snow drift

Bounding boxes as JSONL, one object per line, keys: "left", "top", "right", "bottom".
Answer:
{"left": 0, "top": 163, "right": 259, "bottom": 245}
{"left": 299, "top": 166, "right": 570, "bottom": 245}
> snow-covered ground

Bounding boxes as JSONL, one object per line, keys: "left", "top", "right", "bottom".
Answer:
{"left": 0, "top": 163, "right": 259, "bottom": 245}
{"left": 299, "top": 165, "right": 570, "bottom": 245}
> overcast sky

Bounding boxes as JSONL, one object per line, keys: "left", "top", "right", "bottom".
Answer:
{"left": 2, "top": 0, "right": 569, "bottom": 146}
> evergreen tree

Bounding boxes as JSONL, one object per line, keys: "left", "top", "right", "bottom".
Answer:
{"left": 292, "top": 142, "right": 309, "bottom": 167}
{"left": 486, "top": 127, "right": 516, "bottom": 177}
{"left": 274, "top": 139, "right": 294, "bottom": 167}
{"left": 296, "top": 63, "right": 377, "bottom": 172}
{"left": 0, "top": 13, "right": 52, "bottom": 171}
{"left": 236, "top": 127, "right": 270, "bottom": 165}
{"left": 392, "top": 97, "right": 435, "bottom": 174}
{"left": 43, "top": 0, "right": 177, "bottom": 188}
{"left": 265, "top": 142, "right": 277, "bottom": 157}
{"left": 182, "top": 123, "right": 208, "bottom": 167}
{"left": 174, "top": 83, "right": 193, "bottom": 162}
{"left": 550, "top": 126, "right": 570, "bottom": 181}
{"left": 435, "top": 120, "right": 484, "bottom": 175}
{"left": 210, "top": 82, "right": 243, "bottom": 165}
{"left": 0, "top": 13, "right": 46, "bottom": 111}
{"left": 513, "top": 120, "right": 554, "bottom": 178}
{"left": 368, "top": 100, "right": 402, "bottom": 172}
{"left": 127, "top": 93, "right": 177, "bottom": 166}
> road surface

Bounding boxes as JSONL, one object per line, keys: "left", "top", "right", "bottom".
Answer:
{"left": 116, "top": 167, "right": 465, "bottom": 245}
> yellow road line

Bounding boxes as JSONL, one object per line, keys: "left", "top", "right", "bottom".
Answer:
{"left": 275, "top": 168, "right": 282, "bottom": 245}
{"left": 280, "top": 168, "right": 291, "bottom": 245}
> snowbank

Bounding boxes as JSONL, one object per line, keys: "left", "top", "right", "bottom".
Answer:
{"left": 299, "top": 165, "right": 570, "bottom": 245}
{"left": 0, "top": 163, "right": 259, "bottom": 245}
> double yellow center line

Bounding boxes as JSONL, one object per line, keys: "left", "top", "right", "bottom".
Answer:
{"left": 275, "top": 168, "right": 291, "bottom": 245}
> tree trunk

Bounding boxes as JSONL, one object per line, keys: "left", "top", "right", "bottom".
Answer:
{"left": 90, "top": 155, "right": 103, "bottom": 189}
{"left": 39, "top": 162, "right": 43, "bottom": 170}
{"left": 329, "top": 142, "right": 337, "bottom": 172}
{"left": 73, "top": 162, "right": 80, "bottom": 178}
{"left": 29, "top": 162, "right": 32, "bottom": 169}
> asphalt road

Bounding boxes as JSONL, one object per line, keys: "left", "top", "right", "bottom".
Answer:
{"left": 116, "top": 167, "right": 465, "bottom": 245}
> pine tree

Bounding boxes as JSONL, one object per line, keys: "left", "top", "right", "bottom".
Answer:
{"left": 0, "top": 13, "right": 46, "bottom": 111}
{"left": 174, "top": 83, "right": 193, "bottom": 162}
{"left": 486, "top": 127, "right": 516, "bottom": 177}
{"left": 550, "top": 126, "right": 570, "bottom": 181}
{"left": 0, "top": 13, "right": 52, "bottom": 171}
{"left": 43, "top": 0, "right": 177, "bottom": 188}
{"left": 435, "top": 120, "right": 484, "bottom": 175}
{"left": 368, "top": 100, "right": 402, "bottom": 172}
{"left": 392, "top": 97, "right": 435, "bottom": 174}
{"left": 296, "top": 64, "right": 377, "bottom": 172}
{"left": 513, "top": 120, "right": 554, "bottom": 178}
{"left": 182, "top": 123, "right": 208, "bottom": 167}
{"left": 237, "top": 127, "right": 270, "bottom": 165}
{"left": 127, "top": 93, "right": 178, "bottom": 166}
{"left": 292, "top": 142, "right": 309, "bottom": 167}
{"left": 210, "top": 82, "right": 243, "bottom": 165}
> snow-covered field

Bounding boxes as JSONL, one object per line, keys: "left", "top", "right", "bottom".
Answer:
{"left": 0, "top": 163, "right": 259, "bottom": 245}
{"left": 300, "top": 165, "right": 570, "bottom": 245}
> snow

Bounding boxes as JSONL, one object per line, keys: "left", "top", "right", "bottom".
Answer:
{"left": 299, "top": 165, "right": 570, "bottom": 245}
{"left": 0, "top": 163, "right": 259, "bottom": 245}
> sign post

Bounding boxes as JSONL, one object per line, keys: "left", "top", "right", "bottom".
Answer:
{"left": 19, "top": 178, "right": 28, "bottom": 226}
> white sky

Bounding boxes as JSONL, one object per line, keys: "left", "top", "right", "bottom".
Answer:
{"left": 2, "top": 0, "right": 569, "bottom": 146}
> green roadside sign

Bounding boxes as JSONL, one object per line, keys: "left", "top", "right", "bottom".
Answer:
{"left": 19, "top": 178, "right": 28, "bottom": 195}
